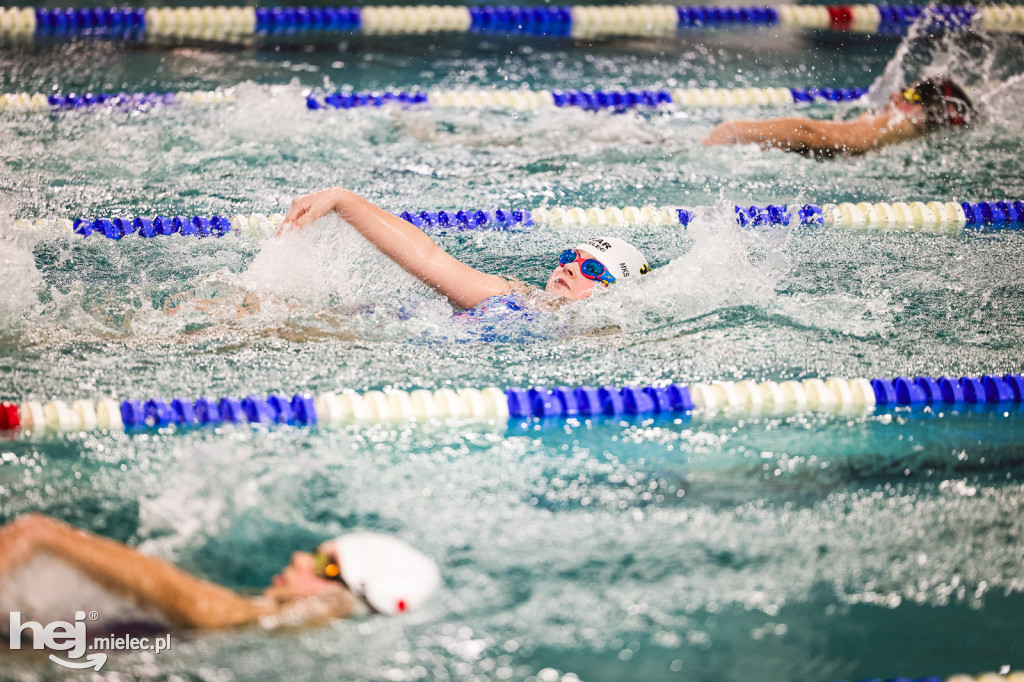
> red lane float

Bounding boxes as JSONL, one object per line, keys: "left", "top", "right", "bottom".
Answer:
{"left": 0, "top": 402, "right": 20, "bottom": 430}
{"left": 827, "top": 4, "right": 854, "bottom": 29}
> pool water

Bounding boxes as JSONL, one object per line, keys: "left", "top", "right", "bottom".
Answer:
{"left": 2, "top": 15, "right": 1024, "bottom": 682}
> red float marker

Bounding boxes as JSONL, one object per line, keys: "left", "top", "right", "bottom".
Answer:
{"left": 0, "top": 403, "right": 20, "bottom": 430}
{"left": 827, "top": 5, "right": 854, "bottom": 29}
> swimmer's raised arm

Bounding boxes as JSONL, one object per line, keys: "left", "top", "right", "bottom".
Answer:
{"left": 1, "top": 514, "right": 437, "bottom": 630}
{"left": 701, "top": 113, "right": 921, "bottom": 155}
{"left": 0, "top": 514, "right": 271, "bottom": 629}
{"left": 276, "top": 187, "right": 510, "bottom": 310}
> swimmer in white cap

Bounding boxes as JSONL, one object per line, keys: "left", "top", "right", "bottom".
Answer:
{"left": 0, "top": 514, "right": 440, "bottom": 629}
{"left": 276, "top": 188, "right": 651, "bottom": 313}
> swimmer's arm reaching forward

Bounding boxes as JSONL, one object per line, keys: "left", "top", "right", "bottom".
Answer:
{"left": 276, "top": 187, "right": 511, "bottom": 310}
{"left": 0, "top": 514, "right": 273, "bottom": 629}
{"left": 701, "top": 112, "right": 921, "bottom": 154}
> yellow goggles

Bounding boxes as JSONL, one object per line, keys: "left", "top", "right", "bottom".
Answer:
{"left": 313, "top": 550, "right": 342, "bottom": 580}
{"left": 902, "top": 87, "right": 921, "bottom": 103}
{"left": 312, "top": 548, "right": 381, "bottom": 614}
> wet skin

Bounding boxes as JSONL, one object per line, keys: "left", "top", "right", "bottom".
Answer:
{"left": 263, "top": 549, "right": 349, "bottom": 603}
{"left": 885, "top": 93, "right": 925, "bottom": 123}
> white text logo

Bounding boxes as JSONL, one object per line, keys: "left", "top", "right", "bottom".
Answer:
{"left": 9, "top": 610, "right": 172, "bottom": 671}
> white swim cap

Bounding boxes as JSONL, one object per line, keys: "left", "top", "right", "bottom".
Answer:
{"left": 324, "top": 533, "right": 441, "bottom": 615}
{"left": 574, "top": 236, "right": 651, "bottom": 281}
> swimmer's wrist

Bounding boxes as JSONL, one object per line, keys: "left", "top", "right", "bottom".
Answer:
{"left": 0, "top": 514, "right": 56, "bottom": 570}
{"left": 22, "top": 513, "right": 65, "bottom": 552}
{"left": 332, "top": 187, "right": 355, "bottom": 209}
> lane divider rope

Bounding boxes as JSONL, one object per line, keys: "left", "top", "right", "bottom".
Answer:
{"left": 1, "top": 4, "right": 1021, "bottom": 40}
{"left": 307, "top": 86, "right": 866, "bottom": 110}
{"left": 2, "top": 374, "right": 1021, "bottom": 433}
{"left": 826, "top": 674, "right": 1024, "bottom": 682}
{"left": 11, "top": 200, "right": 1024, "bottom": 241}
{"left": 0, "top": 85, "right": 868, "bottom": 113}
{"left": 0, "top": 90, "right": 234, "bottom": 111}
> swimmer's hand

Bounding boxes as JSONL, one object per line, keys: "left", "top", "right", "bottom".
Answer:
{"left": 0, "top": 513, "right": 51, "bottom": 577}
{"left": 275, "top": 187, "right": 348, "bottom": 237}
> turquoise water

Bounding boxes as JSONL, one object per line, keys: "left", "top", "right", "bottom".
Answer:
{"left": 2, "top": 19, "right": 1024, "bottom": 682}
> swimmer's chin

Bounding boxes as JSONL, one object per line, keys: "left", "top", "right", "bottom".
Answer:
{"left": 256, "top": 588, "right": 366, "bottom": 625}
{"left": 545, "top": 279, "right": 590, "bottom": 301}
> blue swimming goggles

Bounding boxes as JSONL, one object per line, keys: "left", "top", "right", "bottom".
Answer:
{"left": 558, "top": 249, "right": 616, "bottom": 284}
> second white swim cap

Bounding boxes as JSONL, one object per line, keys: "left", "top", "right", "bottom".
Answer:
{"left": 574, "top": 236, "right": 651, "bottom": 281}
{"left": 325, "top": 532, "right": 441, "bottom": 616}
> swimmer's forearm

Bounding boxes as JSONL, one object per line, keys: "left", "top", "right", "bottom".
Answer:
{"left": 281, "top": 187, "right": 510, "bottom": 308}
{"left": 702, "top": 118, "right": 821, "bottom": 151}
{"left": 332, "top": 189, "right": 510, "bottom": 309}
{"left": 10, "top": 514, "right": 271, "bottom": 629}
{"left": 332, "top": 189, "right": 456, "bottom": 278}
{"left": 703, "top": 115, "right": 914, "bottom": 154}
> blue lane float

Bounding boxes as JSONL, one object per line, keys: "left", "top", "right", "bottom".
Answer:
{"left": 47, "top": 92, "right": 177, "bottom": 109}
{"left": 468, "top": 6, "right": 573, "bottom": 36}
{"left": 255, "top": 6, "right": 362, "bottom": 33}
{"left": 787, "top": 87, "right": 867, "bottom": 103}
{"left": 677, "top": 5, "right": 779, "bottom": 26}
{"left": 397, "top": 209, "right": 534, "bottom": 231}
{"left": 31, "top": 6, "right": 146, "bottom": 38}
{"left": 71, "top": 215, "right": 233, "bottom": 239}
{"left": 308, "top": 91, "right": 428, "bottom": 110}
{"left": 870, "top": 375, "right": 1024, "bottom": 407}
{"left": 120, "top": 394, "right": 317, "bottom": 429}
{"left": 505, "top": 384, "right": 695, "bottom": 418}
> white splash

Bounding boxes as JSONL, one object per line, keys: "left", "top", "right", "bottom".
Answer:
{"left": 242, "top": 214, "right": 431, "bottom": 309}
{"left": 0, "top": 213, "right": 43, "bottom": 327}
{"left": 573, "top": 204, "right": 786, "bottom": 332}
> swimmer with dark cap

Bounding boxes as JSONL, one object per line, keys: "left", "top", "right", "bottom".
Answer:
{"left": 276, "top": 188, "right": 651, "bottom": 312}
{"left": 0, "top": 514, "right": 440, "bottom": 629}
{"left": 702, "top": 76, "right": 975, "bottom": 156}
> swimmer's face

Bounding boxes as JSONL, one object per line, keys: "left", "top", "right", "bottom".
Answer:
{"left": 545, "top": 248, "right": 606, "bottom": 301}
{"left": 264, "top": 550, "right": 350, "bottom": 603}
